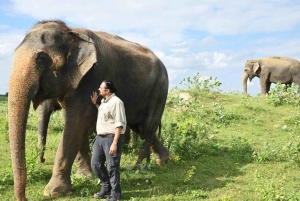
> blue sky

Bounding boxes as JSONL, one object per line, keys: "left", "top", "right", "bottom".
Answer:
{"left": 1, "top": 0, "right": 300, "bottom": 95}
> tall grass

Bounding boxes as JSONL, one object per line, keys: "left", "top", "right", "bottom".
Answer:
{"left": 1, "top": 74, "right": 300, "bottom": 200}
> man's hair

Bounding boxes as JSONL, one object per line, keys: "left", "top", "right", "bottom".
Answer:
{"left": 103, "top": 80, "right": 117, "bottom": 93}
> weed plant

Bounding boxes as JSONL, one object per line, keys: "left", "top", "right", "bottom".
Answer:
{"left": 1, "top": 75, "right": 300, "bottom": 200}
{"left": 267, "top": 83, "right": 300, "bottom": 107}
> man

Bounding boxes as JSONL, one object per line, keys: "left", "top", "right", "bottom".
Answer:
{"left": 90, "top": 80, "right": 127, "bottom": 201}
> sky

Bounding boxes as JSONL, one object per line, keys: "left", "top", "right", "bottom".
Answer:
{"left": 1, "top": 0, "right": 300, "bottom": 96}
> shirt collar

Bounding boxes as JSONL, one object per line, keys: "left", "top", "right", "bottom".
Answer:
{"left": 102, "top": 93, "right": 115, "bottom": 103}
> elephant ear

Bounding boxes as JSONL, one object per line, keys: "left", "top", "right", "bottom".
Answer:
{"left": 67, "top": 31, "right": 97, "bottom": 89}
{"left": 253, "top": 61, "right": 260, "bottom": 74}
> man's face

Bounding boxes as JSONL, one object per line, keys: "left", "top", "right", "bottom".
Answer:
{"left": 99, "top": 82, "right": 108, "bottom": 97}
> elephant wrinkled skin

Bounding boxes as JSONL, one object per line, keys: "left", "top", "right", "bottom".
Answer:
{"left": 8, "top": 20, "right": 169, "bottom": 201}
{"left": 242, "top": 56, "right": 300, "bottom": 95}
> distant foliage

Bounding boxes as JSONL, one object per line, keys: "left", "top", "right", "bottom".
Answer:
{"left": 267, "top": 83, "right": 300, "bottom": 107}
{"left": 179, "top": 72, "right": 222, "bottom": 92}
{"left": 163, "top": 95, "right": 213, "bottom": 159}
{"left": 162, "top": 73, "right": 252, "bottom": 161}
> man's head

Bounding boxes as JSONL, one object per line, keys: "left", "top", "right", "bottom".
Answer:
{"left": 99, "top": 80, "right": 117, "bottom": 97}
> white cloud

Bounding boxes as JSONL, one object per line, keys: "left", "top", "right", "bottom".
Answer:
{"left": 199, "top": 36, "right": 215, "bottom": 48}
{"left": 156, "top": 51, "right": 234, "bottom": 84}
{"left": 0, "top": 30, "right": 25, "bottom": 94}
{"left": 167, "top": 69, "right": 188, "bottom": 81}
{"left": 0, "top": 33, "right": 23, "bottom": 57}
{"left": 10, "top": 0, "right": 300, "bottom": 35}
{"left": 0, "top": 24, "right": 10, "bottom": 30}
{"left": 1, "top": 0, "right": 299, "bottom": 95}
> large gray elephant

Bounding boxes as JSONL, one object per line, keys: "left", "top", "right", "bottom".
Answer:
{"left": 242, "top": 56, "right": 300, "bottom": 95}
{"left": 8, "top": 20, "right": 169, "bottom": 201}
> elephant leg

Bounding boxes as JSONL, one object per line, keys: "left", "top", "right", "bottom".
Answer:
{"left": 132, "top": 131, "right": 138, "bottom": 148}
{"left": 134, "top": 123, "right": 166, "bottom": 169}
{"left": 266, "top": 82, "right": 272, "bottom": 94}
{"left": 151, "top": 135, "right": 170, "bottom": 165}
{"left": 43, "top": 132, "right": 78, "bottom": 197}
{"left": 44, "top": 109, "right": 90, "bottom": 197}
{"left": 122, "top": 126, "right": 131, "bottom": 152}
{"left": 134, "top": 140, "right": 151, "bottom": 170}
{"left": 74, "top": 128, "right": 93, "bottom": 179}
{"left": 37, "top": 99, "right": 62, "bottom": 163}
{"left": 37, "top": 105, "right": 52, "bottom": 163}
{"left": 260, "top": 79, "right": 269, "bottom": 95}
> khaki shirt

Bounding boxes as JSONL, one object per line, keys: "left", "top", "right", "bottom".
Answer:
{"left": 96, "top": 93, "right": 127, "bottom": 135}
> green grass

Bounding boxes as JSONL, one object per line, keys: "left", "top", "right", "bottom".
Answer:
{"left": 2, "top": 79, "right": 300, "bottom": 200}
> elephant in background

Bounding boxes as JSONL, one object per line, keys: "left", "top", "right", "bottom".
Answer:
{"left": 242, "top": 56, "right": 300, "bottom": 95}
{"left": 8, "top": 20, "right": 169, "bottom": 201}
{"left": 37, "top": 99, "right": 137, "bottom": 163}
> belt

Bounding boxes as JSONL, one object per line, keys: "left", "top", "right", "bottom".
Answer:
{"left": 99, "top": 134, "right": 115, "bottom": 138}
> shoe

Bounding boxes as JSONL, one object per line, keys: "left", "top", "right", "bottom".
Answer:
{"left": 104, "top": 196, "right": 119, "bottom": 201}
{"left": 93, "top": 188, "right": 111, "bottom": 199}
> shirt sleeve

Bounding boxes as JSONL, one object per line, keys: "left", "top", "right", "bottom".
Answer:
{"left": 114, "top": 101, "right": 126, "bottom": 129}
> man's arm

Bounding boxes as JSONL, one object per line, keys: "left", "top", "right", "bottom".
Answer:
{"left": 109, "top": 126, "right": 122, "bottom": 155}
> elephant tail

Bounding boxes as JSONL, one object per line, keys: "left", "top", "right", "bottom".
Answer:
{"left": 157, "top": 122, "right": 163, "bottom": 142}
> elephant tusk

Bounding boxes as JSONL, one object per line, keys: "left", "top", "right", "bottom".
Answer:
{"left": 53, "top": 71, "right": 58, "bottom": 78}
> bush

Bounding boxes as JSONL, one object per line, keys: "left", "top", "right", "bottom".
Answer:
{"left": 267, "top": 83, "right": 300, "bottom": 107}
{"left": 179, "top": 72, "right": 222, "bottom": 92}
{"left": 162, "top": 73, "right": 241, "bottom": 160}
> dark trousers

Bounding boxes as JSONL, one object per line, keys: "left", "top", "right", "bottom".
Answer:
{"left": 91, "top": 135, "right": 123, "bottom": 199}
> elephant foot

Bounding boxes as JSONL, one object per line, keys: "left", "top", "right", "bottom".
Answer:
{"left": 74, "top": 160, "right": 93, "bottom": 179}
{"left": 133, "top": 162, "right": 153, "bottom": 171}
{"left": 74, "top": 168, "right": 93, "bottom": 179}
{"left": 38, "top": 156, "right": 45, "bottom": 163}
{"left": 74, "top": 152, "right": 93, "bottom": 179}
{"left": 133, "top": 144, "right": 151, "bottom": 170}
{"left": 151, "top": 144, "right": 170, "bottom": 165}
{"left": 133, "top": 163, "right": 141, "bottom": 170}
{"left": 44, "top": 177, "right": 73, "bottom": 198}
{"left": 44, "top": 190, "right": 73, "bottom": 198}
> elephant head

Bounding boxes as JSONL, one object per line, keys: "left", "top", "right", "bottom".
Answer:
{"left": 242, "top": 59, "right": 261, "bottom": 95}
{"left": 8, "top": 20, "right": 97, "bottom": 200}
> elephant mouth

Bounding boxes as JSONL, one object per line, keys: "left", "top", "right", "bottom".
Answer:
{"left": 32, "top": 88, "right": 46, "bottom": 110}
{"left": 248, "top": 76, "right": 255, "bottom": 82}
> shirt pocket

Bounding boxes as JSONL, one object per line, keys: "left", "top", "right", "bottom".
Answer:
{"left": 102, "top": 109, "right": 114, "bottom": 122}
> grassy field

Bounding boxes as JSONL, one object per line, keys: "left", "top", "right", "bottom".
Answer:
{"left": 1, "top": 80, "right": 300, "bottom": 200}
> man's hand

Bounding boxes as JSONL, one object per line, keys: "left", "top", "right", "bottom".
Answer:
{"left": 109, "top": 127, "right": 122, "bottom": 155}
{"left": 90, "top": 92, "right": 99, "bottom": 105}
{"left": 109, "top": 143, "right": 117, "bottom": 155}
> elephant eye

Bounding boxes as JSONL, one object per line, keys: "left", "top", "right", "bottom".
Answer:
{"left": 36, "top": 52, "right": 53, "bottom": 69}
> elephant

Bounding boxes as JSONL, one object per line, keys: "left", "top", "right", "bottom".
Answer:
{"left": 37, "top": 99, "right": 137, "bottom": 163}
{"left": 242, "top": 56, "right": 300, "bottom": 95}
{"left": 8, "top": 20, "right": 169, "bottom": 201}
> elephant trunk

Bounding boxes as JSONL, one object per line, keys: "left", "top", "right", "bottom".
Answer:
{"left": 242, "top": 71, "right": 249, "bottom": 96}
{"left": 8, "top": 50, "right": 39, "bottom": 201}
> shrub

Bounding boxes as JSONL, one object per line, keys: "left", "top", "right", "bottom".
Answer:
{"left": 179, "top": 72, "right": 222, "bottom": 92}
{"left": 267, "top": 83, "right": 300, "bottom": 107}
